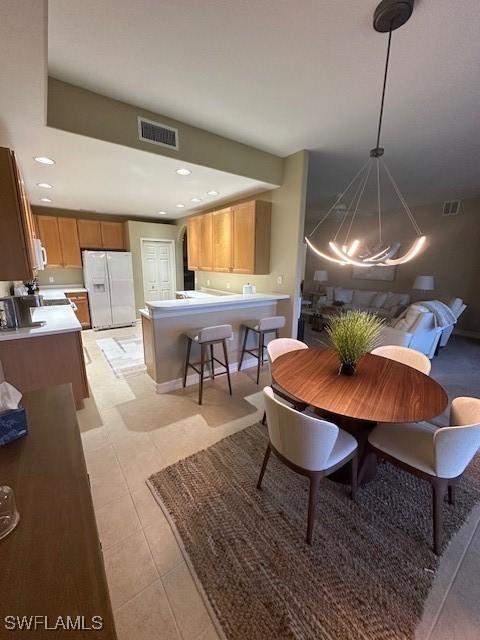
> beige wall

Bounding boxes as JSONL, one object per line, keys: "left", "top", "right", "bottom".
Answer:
{"left": 190, "top": 150, "right": 309, "bottom": 336}
{"left": 37, "top": 268, "right": 83, "bottom": 287}
{"left": 304, "top": 197, "right": 480, "bottom": 332}
{"left": 125, "top": 220, "right": 184, "bottom": 314}
{"left": 48, "top": 78, "right": 283, "bottom": 186}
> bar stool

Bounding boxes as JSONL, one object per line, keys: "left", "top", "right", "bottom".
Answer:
{"left": 183, "top": 324, "right": 233, "bottom": 405}
{"left": 238, "top": 316, "right": 286, "bottom": 384}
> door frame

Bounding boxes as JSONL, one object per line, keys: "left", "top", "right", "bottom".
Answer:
{"left": 140, "top": 237, "right": 177, "bottom": 302}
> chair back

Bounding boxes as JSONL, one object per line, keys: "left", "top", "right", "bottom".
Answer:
{"left": 263, "top": 387, "right": 339, "bottom": 471}
{"left": 434, "top": 396, "right": 480, "bottom": 478}
{"left": 371, "top": 345, "right": 431, "bottom": 375}
{"left": 267, "top": 338, "right": 308, "bottom": 365}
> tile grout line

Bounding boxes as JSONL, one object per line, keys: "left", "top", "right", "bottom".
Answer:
{"left": 424, "top": 513, "right": 480, "bottom": 640}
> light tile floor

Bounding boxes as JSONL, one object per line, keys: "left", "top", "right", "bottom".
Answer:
{"left": 78, "top": 323, "right": 480, "bottom": 640}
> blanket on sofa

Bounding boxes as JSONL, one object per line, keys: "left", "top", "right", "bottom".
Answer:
{"left": 412, "top": 300, "right": 456, "bottom": 328}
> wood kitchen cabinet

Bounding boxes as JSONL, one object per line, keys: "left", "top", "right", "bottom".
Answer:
{"left": 77, "top": 219, "right": 103, "bottom": 248}
{"left": 212, "top": 208, "right": 233, "bottom": 272}
{"left": 187, "top": 215, "right": 201, "bottom": 270}
{"left": 0, "top": 147, "right": 37, "bottom": 280}
{"left": 58, "top": 217, "right": 82, "bottom": 267}
{"left": 232, "top": 200, "right": 271, "bottom": 274}
{"left": 186, "top": 199, "right": 271, "bottom": 275}
{"left": 36, "top": 215, "right": 63, "bottom": 268}
{"left": 101, "top": 221, "right": 124, "bottom": 249}
{"left": 35, "top": 215, "right": 82, "bottom": 268}
{"left": 199, "top": 212, "right": 214, "bottom": 271}
{"left": 66, "top": 292, "right": 91, "bottom": 329}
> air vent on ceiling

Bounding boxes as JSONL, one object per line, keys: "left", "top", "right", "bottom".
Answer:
{"left": 442, "top": 200, "right": 461, "bottom": 216}
{"left": 137, "top": 117, "right": 179, "bottom": 150}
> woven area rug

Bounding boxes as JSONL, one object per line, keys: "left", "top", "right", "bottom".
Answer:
{"left": 148, "top": 424, "right": 480, "bottom": 640}
{"left": 96, "top": 336, "right": 146, "bottom": 378}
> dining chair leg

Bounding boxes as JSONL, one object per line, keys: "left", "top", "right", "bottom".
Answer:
{"left": 261, "top": 410, "right": 266, "bottom": 425}
{"left": 448, "top": 484, "right": 455, "bottom": 505}
{"left": 183, "top": 338, "right": 192, "bottom": 388}
{"left": 238, "top": 327, "right": 249, "bottom": 372}
{"left": 199, "top": 343, "right": 205, "bottom": 405}
{"left": 222, "top": 339, "right": 232, "bottom": 396}
{"left": 256, "top": 331, "right": 264, "bottom": 385}
{"left": 257, "top": 444, "right": 271, "bottom": 489}
{"left": 306, "top": 474, "right": 320, "bottom": 545}
{"left": 350, "top": 452, "right": 358, "bottom": 500}
{"left": 432, "top": 480, "right": 446, "bottom": 555}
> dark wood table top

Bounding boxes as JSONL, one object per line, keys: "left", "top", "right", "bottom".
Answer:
{"left": 272, "top": 347, "right": 448, "bottom": 423}
{"left": 0, "top": 385, "right": 117, "bottom": 639}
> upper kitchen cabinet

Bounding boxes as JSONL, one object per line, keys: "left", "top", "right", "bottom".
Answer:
{"left": 232, "top": 200, "right": 271, "bottom": 274}
{"left": 187, "top": 216, "right": 201, "bottom": 270}
{"left": 58, "top": 217, "right": 81, "bottom": 267}
{"left": 77, "top": 219, "right": 125, "bottom": 250}
{"left": 36, "top": 216, "right": 63, "bottom": 268}
{"left": 198, "top": 212, "right": 214, "bottom": 271}
{"left": 35, "top": 216, "right": 82, "bottom": 268}
{"left": 77, "top": 219, "right": 102, "bottom": 249}
{"left": 100, "top": 221, "right": 125, "bottom": 250}
{"left": 212, "top": 208, "right": 233, "bottom": 272}
{"left": 0, "top": 147, "right": 37, "bottom": 280}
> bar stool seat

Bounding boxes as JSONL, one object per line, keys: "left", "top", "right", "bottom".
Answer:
{"left": 183, "top": 324, "right": 233, "bottom": 405}
{"left": 238, "top": 316, "right": 286, "bottom": 384}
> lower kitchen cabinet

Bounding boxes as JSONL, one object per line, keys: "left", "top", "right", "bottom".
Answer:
{"left": 66, "top": 292, "right": 91, "bottom": 329}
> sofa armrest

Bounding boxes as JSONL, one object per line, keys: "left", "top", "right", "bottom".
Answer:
{"left": 377, "top": 326, "right": 413, "bottom": 348}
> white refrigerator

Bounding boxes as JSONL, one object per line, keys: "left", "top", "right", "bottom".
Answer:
{"left": 83, "top": 251, "right": 136, "bottom": 330}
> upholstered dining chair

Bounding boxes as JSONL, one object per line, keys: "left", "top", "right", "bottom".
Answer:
{"left": 261, "top": 338, "right": 309, "bottom": 425}
{"left": 257, "top": 387, "right": 358, "bottom": 545}
{"left": 371, "top": 345, "right": 431, "bottom": 375}
{"left": 363, "top": 396, "right": 480, "bottom": 554}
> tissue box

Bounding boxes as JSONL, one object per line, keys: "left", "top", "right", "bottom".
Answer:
{"left": 0, "top": 407, "right": 27, "bottom": 446}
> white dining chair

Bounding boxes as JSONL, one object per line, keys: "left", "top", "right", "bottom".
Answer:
{"left": 371, "top": 345, "right": 431, "bottom": 375}
{"left": 363, "top": 396, "right": 480, "bottom": 554}
{"left": 257, "top": 386, "right": 358, "bottom": 545}
{"left": 261, "top": 338, "right": 309, "bottom": 425}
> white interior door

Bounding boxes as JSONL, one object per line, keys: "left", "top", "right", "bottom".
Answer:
{"left": 141, "top": 240, "right": 175, "bottom": 302}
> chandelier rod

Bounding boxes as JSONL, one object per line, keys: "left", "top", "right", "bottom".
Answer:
{"left": 375, "top": 26, "right": 393, "bottom": 151}
{"left": 333, "top": 162, "right": 370, "bottom": 241}
{"left": 344, "top": 161, "right": 373, "bottom": 244}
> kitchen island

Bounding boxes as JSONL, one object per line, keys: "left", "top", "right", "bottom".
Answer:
{"left": 0, "top": 304, "right": 88, "bottom": 408}
{"left": 141, "top": 290, "right": 289, "bottom": 391}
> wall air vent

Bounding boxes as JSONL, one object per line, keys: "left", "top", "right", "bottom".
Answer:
{"left": 442, "top": 200, "right": 461, "bottom": 216}
{"left": 137, "top": 117, "right": 179, "bottom": 150}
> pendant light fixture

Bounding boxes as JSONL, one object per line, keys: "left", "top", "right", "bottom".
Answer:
{"left": 306, "top": 0, "right": 426, "bottom": 268}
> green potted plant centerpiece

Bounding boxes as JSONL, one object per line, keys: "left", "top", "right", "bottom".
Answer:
{"left": 326, "top": 310, "right": 384, "bottom": 375}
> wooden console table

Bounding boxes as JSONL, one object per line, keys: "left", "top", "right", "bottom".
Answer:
{"left": 0, "top": 385, "right": 117, "bottom": 639}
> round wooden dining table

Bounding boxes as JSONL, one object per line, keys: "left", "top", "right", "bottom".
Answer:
{"left": 271, "top": 347, "right": 448, "bottom": 483}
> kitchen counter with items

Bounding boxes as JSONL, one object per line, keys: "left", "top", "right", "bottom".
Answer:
{"left": 0, "top": 304, "right": 81, "bottom": 342}
{"left": 39, "top": 285, "right": 88, "bottom": 300}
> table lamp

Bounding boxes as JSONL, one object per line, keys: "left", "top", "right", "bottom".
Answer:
{"left": 413, "top": 275, "right": 434, "bottom": 295}
{"left": 314, "top": 270, "right": 328, "bottom": 294}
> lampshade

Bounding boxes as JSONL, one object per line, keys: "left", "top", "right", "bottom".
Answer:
{"left": 314, "top": 270, "right": 328, "bottom": 282}
{"left": 413, "top": 275, "right": 434, "bottom": 291}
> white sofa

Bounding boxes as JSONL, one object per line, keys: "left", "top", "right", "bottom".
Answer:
{"left": 377, "top": 304, "right": 443, "bottom": 359}
{"left": 439, "top": 298, "right": 467, "bottom": 347}
{"left": 317, "top": 286, "right": 410, "bottom": 320}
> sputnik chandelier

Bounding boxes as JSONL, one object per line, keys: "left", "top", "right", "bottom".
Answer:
{"left": 306, "top": 0, "right": 426, "bottom": 268}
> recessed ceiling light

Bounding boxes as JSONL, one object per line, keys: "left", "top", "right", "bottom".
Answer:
{"left": 34, "top": 156, "right": 55, "bottom": 165}
{"left": 176, "top": 168, "right": 192, "bottom": 176}
{"left": 207, "top": 190, "right": 219, "bottom": 196}
{"left": 191, "top": 197, "right": 202, "bottom": 203}
{"left": 37, "top": 182, "right": 53, "bottom": 189}
{"left": 158, "top": 211, "right": 167, "bottom": 215}
{"left": 176, "top": 203, "right": 185, "bottom": 208}
{"left": 40, "top": 197, "right": 52, "bottom": 203}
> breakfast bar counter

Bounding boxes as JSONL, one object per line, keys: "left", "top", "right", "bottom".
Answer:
{"left": 141, "top": 289, "right": 290, "bottom": 391}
